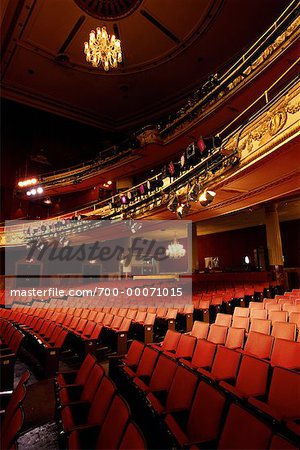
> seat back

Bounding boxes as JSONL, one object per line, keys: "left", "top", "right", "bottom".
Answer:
{"left": 111, "top": 315, "right": 123, "bottom": 329}
{"left": 211, "top": 346, "right": 241, "bottom": 381}
{"left": 250, "top": 318, "right": 271, "bottom": 335}
{"left": 233, "top": 307, "right": 249, "bottom": 318}
{"left": 81, "top": 364, "right": 105, "bottom": 402}
{"left": 120, "top": 422, "right": 146, "bottom": 450}
{"left": 96, "top": 395, "right": 130, "bottom": 449}
{"left": 125, "top": 341, "right": 145, "bottom": 367}
{"left": 75, "top": 353, "right": 97, "bottom": 385}
{"left": 186, "top": 382, "right": 226, "bottom": 443}
{"left": 249, "top": 302, "right": 264, "bottom": 310}
{"left": 250, "top": 309, "right": 268, "bottom": 320}
{"left": 191, "top": 339, "right": 216, "bottom": 369}
{"left": 271, "top": 338, "right": 300, "bottom": 370}
{"left": 1, "top": 406, "right": 24, "bottom": 450}
{"left": 161, "top": 330, "right": 181, "bottom": 351}
{"left": 207, "top": 324, "right": 228, "bottom": 345}
{"left": 144, "top": 312, "right": 156, "bottom": 326}
{"left": 149, "top": 353, "right": 177, "bottom": 392}
{"left": 268, "top": 311, "right": 288, "bottom": 324}
{"left": 231, "top": 316, "right": 249, "bottom": 332}
{"left": 175, "top": 334, "right": 196, "bottom": 358}
{"left": 3, "top": 370, "right": 30, "bottom": 429}
{"left": 136, "top": 347, "right": 158, "bottom": 378}
{"left": 87, "top": 376, "right": 116, "bottom": 426}
{"left": 268, "top": 367, "right": 300, "bottom": 419}
{"left": 269, "top": 434, "right": 299, "bottom": 450}
{"left": 218, "top": 403, "right": 272, "bottom": 449}
{"left": 215, "top": 313, "right": 232, "bottom": 327}
{"left": 271, "top": 322, "right": 296, "bottom": 341}
{"left": 289, "top": 312, "right": 300, "bottom": 329}
{"left": 189, "top": 321, "right": 209, "bottom": 339}
{"left": 166, "top": 365, "right": 198, "bottom": 412}
{"left": 235, "top": 355, "right": 270, "bottom": 398}
{"left": 244, "top": 331, "right": 274, "bottom": 359}
{"left": 225, "top": 327, "right": 245, "bottom": 349}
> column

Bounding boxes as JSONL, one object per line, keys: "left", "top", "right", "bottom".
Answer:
{"left": 265, "top": 204, "right": 284, "bottom": 286}
{"left": 192, "top": 222, "right": 199, "bottom": 273}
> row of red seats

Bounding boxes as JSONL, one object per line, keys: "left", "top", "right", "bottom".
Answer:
{"left": 109, "top": 339, "right": 299, "bottom": 448}
{"left": 0, "top": 369, "right": 30, "bottom": 450}
{"left": 0, "top": 320, "right": 25, "bottom": 390}
{"left": 54, "top": 353, "right": 146, "bottom": 449}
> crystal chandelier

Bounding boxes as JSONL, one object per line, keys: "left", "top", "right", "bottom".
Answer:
{"left": 84, "top": 26, "right": 122, "bottom": 71}
{"left": 166, "top": 237, "right": 186, "bottom": 259}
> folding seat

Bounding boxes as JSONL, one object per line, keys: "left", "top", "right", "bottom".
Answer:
{"left": 249, "top": 302, "right": 264, "bottom": 314}
{"left": 79, "top": 320, "right": 96, "bottom": 339}
{"left": 150, "top": 329, "right": 181, "bottom": 352}
{"left": 231, "top": 316, "right": 249, "bottom": 332}
{"left": 118, "top": 308, "right": 128, "bottom": 317}
{"left": 270, "top": 338, "right": 300, "bottom": 370}
{"left": 269, "top": 434, "right": 299, "bottom": 450}
{"left": 278, "top": 299, "right": 294, "bottom": 306}
{"left": 122, "top": 346, "right": 159, "bottom": 380}
{"left": 266, "top": 303, "right": 282, "bottom": 312}
{"left": 263, "top": 298, "right": 278, "bottom": 307}
{"left": 271, "top": 322, "right": 296, "bottom": 341}
{"left": 133, "top": 310, "right": 147, "bottom": 323}
{"left": 0, "top": 405, "right": 24, "bottom": 450}
{"left": 179, "top": 339, "right": 216, "bottom": 371}
{"left": 56, "top": 352, "right": 96, "bottom": 390}
{"left": 207, "top": 324, "right": 228, "bottom": 345}
{"left": 146, "top": 364, "right": 198, "bottom": 416}
{"left": 218, "top": 403, "right": 272, "bottom": 450}
{"left": 110, "top": 307, "right": 119, "bottom": 316}
{"left": 187, "top": 321, "right": 209, "bottom": 339}
{"left": 250, "top": 308, "right": 268, "bottom": 319}
{"left": 289, "top": 312, "right": 300, "bottom": 330}
{"left": 61, "top": 375, "right": 116, "bottom": 434}
{"left": 220, "top": 354, "right": 269, "bottom": 399}
{"left": 215, "top": 313, "right": 232, "bottom": 327}
{"left": 233, "top": 307, "right": 249, "bottom": 318}
{"left": 243, "top": 331, "right": 274, "bottom": 359}
{"left": 225, "top": 327, "right": 245, "bottom": 349}
{"left": 126, "top": 309, "right": 137, "bottom": 320}
{"left": 102, "top": 313, "right": 114, "bottom": 326}
{"left": 133, "top": 352, "right": 177, "bottom": 395}
{"left": 119, "top": 422, "right": 146, "bottom": 450}
{"left": 163, "top": 334, "right": 196, "bottom": 360}
{"left": 164, "top": 381, "right": 226, "bottom": 447}
{"left": 198, "top": 345, "right": 241, "bottom": 382}
{"left": 58, "top": 363, "right": 104, "bottom": 407}
{"left": 249, "top": 367, "right": 300, "bottom": 422}
{"left": 250, "top": 318, "right": 271, "bottom": 335}
{"left": 72, "top": 318, "right": 88, "bottom": 335}
{"left": 68, "top": 394, "right": 130, "bottom": 450}
{"left": 268, "top": 310, "right": 288, "bottom": 324}
{"left": 113, "top": 340, "right": 145, "bottom": 370}
{"left": 284, "top": 305, "right": 300, "bottom": 316}
{"left": 1, "top": 370, "right": 30, "bottom": 433}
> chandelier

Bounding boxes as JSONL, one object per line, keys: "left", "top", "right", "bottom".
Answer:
{"left": 166, "top": 237, "right": 186, "bottom": 259}
{"left": 84, "top": 26, "right": 122, "bottom": 71}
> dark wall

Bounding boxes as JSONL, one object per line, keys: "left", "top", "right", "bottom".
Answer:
{"left": 197, "top": 225, "right": 267, "bottom": 271}
{"left": 281, "top": 219, "right": 300, "bottom": 267}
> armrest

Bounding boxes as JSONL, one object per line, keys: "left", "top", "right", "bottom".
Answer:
{"left": 0, "top": 353, "right": 15, "bottom": 360}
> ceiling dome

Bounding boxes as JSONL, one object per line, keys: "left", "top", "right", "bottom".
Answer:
{"left": 73, "top": 0, "right": 143, "bottom": 20}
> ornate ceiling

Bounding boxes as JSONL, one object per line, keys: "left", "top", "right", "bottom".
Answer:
{"left": 0, "top": 0, "right": 292, "bottom": 131}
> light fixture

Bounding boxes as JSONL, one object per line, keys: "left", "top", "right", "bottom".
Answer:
{"left": 199, "top": 189, "right": 216, "bottom": 206}
{"left": 244, "top": 256, "right": 250, "bottom": 264}
{"left": 188, "top": 183, "right": 201, "bottom": 202}
{"left": 166, "top": 237, "right": 186, "bottom": 259}
{"left": 37, "top": 187, "right": 44, "bottom": 194}
{"left": 107, "top": 180, "right": 112, "bottom": 185}
{"left": 176, "top": 203, "right": 190, "bottom": 219}
{"left": 84, "top": 27, "right": 122, "bottom": 71}
{"left": 44, "top": 197, "right": 52, "bottom": 205}
{"left": 120, "top": 194, "right": 128, "bottom": 205}
{"left": 18, "top": 178, "right": 37, "bottom": 188}
{"left": 167, "top": 196, "right": 179, "bottom": 213}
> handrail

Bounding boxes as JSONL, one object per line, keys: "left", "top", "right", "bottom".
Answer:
{"left": 17, "top": 2, "right": 299, "bottom": 186}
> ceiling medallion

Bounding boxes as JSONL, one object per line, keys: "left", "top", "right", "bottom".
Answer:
{"left": 74, "top": 0, "right": 143, "bottom": 20}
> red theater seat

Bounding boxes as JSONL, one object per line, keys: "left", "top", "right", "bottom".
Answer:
{"left": 219, "top": 354, "right": 269, "bottom": 399}
{"left": 150, "top": 330, "right": 181, "bottom": 352}
{"left": 119, "top": 422, "right": 146, "bottom": 450}
{"left": 215, "top": 313, "right": 232, "bottom": 327}
{"left": 163, "top": 334, "right": 196, "bottom": 360}
{"left": 225, "top": 327, "right": 245, "bottom": 349}
{"left": 56, "top": 353, "right": 96, "bottom": 390}
{"left": 269, "top": 434, "right": 299, "bottom": 450}
{"left": 271, "top": 322, "right": 296, "bottom": 341}
{"left": 188, "top": 321, "right": 209, "bottom": 339}
{"left": 122, "top": 346, "right": 158, "bottom": 380}
{"left": 218, "top": 403, "right": 272, "bottom": 450}
{"left": 197, "top": 346, "right": 241, "bottom": 382}
{"left": 250, "top": 318, "right": 271, "bottom": 335}
{"left": 179, "top": 339, "right": 216, "bottom": 371}
{"left": 248, "top": 367, "right": 300, "bottom": 422}
{"left": 243, "top": 331, "right": 274, "bottom": 359}
{"left": 133, "top": 352, "right": 177, "bottom": 394}
{"left": 270, "top": 338, "right": 300, "bottom": 370}
{"left": 207, "top": 324, "right": 228, "bottom": 345}
{"left": 164, "top": 381, "right": 226, "bottom": 447}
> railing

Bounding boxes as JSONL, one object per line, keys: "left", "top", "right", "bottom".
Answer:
{"left": 16, "top": 1, "right": 299, "bottom": 191}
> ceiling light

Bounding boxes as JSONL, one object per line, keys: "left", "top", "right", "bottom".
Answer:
{"left": 31, "top": 188, "right": 37, "bottom": 196}
{"left": 37, "top": 187, "right": 44, "bottom": 194}
{"left": 84, "top": 27, "right": 122, "bottom": 71}
{"left": 44, "top": 197, "right": 52, "bottom": 205}
{"left": 107, "top": 180, "right": 112, "bottom": 185}
{"left": 199, "top": 189, "right": 216, "bottom": 206}
{"left": 26, "top": 191, "right": 32, "bottom": 196}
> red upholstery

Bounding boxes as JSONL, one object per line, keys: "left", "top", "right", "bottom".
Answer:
{"left": 219, "top": 354, "right": 269, "bottom": 399}
{"left": 207, "top": 324, "right": 228, "bottom": 345}
{"left": 269, "top": 434, "right": 299, "bottom": 450}
{"left": 188, "top": 321, "right": 209, "bottom": 339}
{"left": 56, "top": 353, "right": 96, "bottom": 389}
{"left": 163, "top": 334, "right": 196, "bottom": 360}
{"left": 218, "top": 403, "right": 272, "bottom": 449}
{"left": 119, "top": 422, "right": 146, "bottom": 450}
{"left": 198, "top": 346, "right": 241, "bottom": 382}
{"left": 250, "top": 319, "right": 271, "bottom": 335}
{"left": 150, "top": 330, "right": 181, "bottom": 352}
{"left": 225, "top": 327, "right": 245, "bottom": 349}
{"left": 179, "top": 339, "right": 216, "bottom": 370}
{"left": 270, "top": 338, "right": 300, "bottom": 370}
{"left": 271, "top": 322, "right": 296, "bottom": 341}
{"left": 243, "top": 331, "right": 274, "bottom": 359}
{"left": 123, "top": 347, "right": 158, "bottom": 379}
{"left": 164, "top": 382, "right": 226, "bottom": 446}
{"left": 133, "top": 353, "right": 177, "bottom": 394}
{"left": 248, "top": 367, "right": 300, "bottom": 422}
